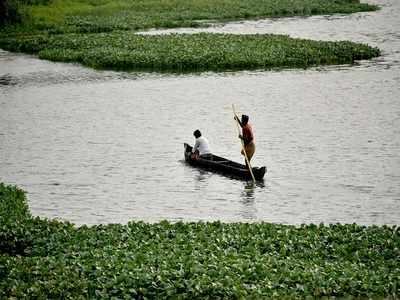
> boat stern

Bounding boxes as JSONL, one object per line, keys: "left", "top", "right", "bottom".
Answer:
{"left": 254, "top": 166, "right": 266, "bottom": 181}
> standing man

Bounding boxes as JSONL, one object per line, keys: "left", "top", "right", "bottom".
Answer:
{"left": 235, "top": 114, "right": 255, "bottom": 167}
{"left": 192, "top": 129, "right": 211, "bottom": 159}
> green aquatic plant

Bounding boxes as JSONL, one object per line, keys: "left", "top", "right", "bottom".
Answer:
{"left": 0, "top": 183, "right": 399, "bottom": 299}
{"left": 0, "top": 32, "right": 380, "bottom": 72}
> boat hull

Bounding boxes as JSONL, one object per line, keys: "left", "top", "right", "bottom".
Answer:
{"left": 184, "top": 143, "right": 266, "bottom": 181}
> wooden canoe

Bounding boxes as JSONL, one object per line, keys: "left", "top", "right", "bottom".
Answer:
{"left": 184, "top": 143, "right": 266, "bottom": 181}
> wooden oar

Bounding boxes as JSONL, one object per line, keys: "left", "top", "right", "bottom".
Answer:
{"left": 232, "top": 104, "right": 256, "bottom": 183}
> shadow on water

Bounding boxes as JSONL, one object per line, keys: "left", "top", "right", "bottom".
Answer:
{"left": 0, "top": 74, "right": 16, "bottom": 86}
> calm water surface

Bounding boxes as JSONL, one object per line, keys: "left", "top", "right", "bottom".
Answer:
{"left": 1, "top": 0, "right": 399, "bottom": 226}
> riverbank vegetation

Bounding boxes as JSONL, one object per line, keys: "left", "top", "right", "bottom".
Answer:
{"left": 2, "top": 0, "right": 379, "bottom": 34}
{"left": 1, "top": 183, "right": 399, "bottom": 298}
{"left": 0, "top": 0, "right": 380, "bottom": 72}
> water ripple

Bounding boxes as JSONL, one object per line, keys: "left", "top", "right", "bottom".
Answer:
{"left": 1, "top": 0, "right": 399, "bottom": 226}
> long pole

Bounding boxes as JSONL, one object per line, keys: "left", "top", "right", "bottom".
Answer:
{"left": 232, "top": 104, "right": 256, "bottom": 183}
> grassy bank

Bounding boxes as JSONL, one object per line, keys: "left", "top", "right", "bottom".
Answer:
{"left": 1, "top": 183, "right": 399, "bottom": 299}
{"left": 0, "top": 0, "right": 381, "bottom": 72}
{"left": 4, "top": 0, "right": 379, "bottom": 34}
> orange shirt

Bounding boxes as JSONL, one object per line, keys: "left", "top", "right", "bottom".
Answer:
{"left": 242, "top": 124, "right": 254, "bottom": 146}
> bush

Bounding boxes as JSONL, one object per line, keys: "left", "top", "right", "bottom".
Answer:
{"left": 0, "top": 0, "right": 22, "bottom": 25}
{"left": 0, "top": 183, "right": 31, "bottom": 255}
{"left": 0, "top": 0, "right": 53, "bottom": 26}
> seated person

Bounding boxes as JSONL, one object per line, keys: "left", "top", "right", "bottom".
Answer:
{"left": 192, "top": 129, "right": 212, "bottom": 159}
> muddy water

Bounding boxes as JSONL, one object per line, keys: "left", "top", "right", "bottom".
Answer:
{"left": 1, "top": 0, "right": 399, "bottom": 225}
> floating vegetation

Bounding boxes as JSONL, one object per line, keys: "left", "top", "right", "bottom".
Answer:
{"left": 0, "top": 0, "right": 381, "bottom": 72}
{"left": 0, "top": 32, "right": 380, "bottom": 72}
{"left": 1, "top": 183, "right": 399, "bottom": 298}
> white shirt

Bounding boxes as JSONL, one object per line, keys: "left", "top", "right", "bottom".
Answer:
{"left": 193, "top": 136, "right": 211, "bottom": 156}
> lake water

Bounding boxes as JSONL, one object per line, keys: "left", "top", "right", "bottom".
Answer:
{"left": 1, "top": 0, "right": 399, "bottom": 226}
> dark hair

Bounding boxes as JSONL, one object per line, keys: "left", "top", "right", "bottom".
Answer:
{"left": 193, "top": 129, "right": 201, "bottom": 138}
{"left": 241, "top": 114, "right": 249, "bottom": 125}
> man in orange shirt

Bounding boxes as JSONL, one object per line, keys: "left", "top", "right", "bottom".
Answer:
{"left": 235, "top": 114, "right": 255, "bottom": 168}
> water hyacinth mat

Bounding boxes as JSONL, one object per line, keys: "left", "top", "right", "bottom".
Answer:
{"left": 1, "top": 183, "right": 399, "bottom": 298}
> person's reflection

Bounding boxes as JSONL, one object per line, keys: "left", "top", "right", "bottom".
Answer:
{"left": 239, "top": 181, "right": 264, "bottom": 220}
{"left": 242, "top": 182, "right": 255, "bottom": 200}
{"left": 193, "top": 169, "right": 212, "bottom": 192}
{"left": 195, "top": 169, "right": 209, "bottom": 182}
{"left": 241, "top": 181, "right": 265, "bottom": 198}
